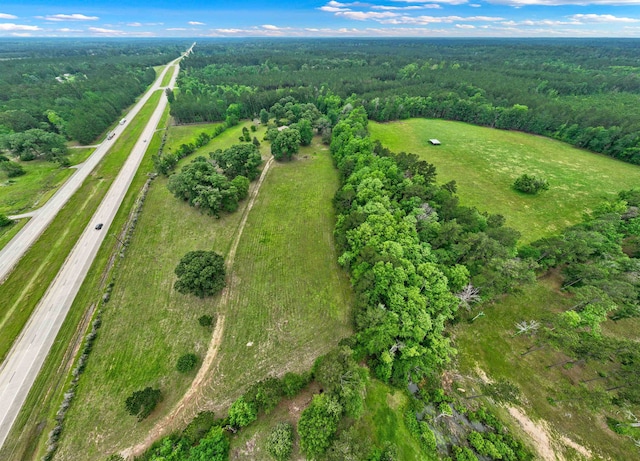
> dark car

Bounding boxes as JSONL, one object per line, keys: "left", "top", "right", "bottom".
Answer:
{"left": 95, "top": 223, "right": 103, "bottom": 230}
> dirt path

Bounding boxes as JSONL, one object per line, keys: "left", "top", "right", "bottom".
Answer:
{"left": 121, "top": 156, "right": 275, "bottom": 459}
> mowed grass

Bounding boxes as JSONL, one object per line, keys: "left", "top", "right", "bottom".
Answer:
{"left": 0, "top": 90, "right": 162, "bottom": 364}
{"left": 454, "top": 275, "right": 639, "bottom": 459}
{"left": 370, "top": 119, "right": 640, "bottom": 242}
{"left": 204, "top": 143, "right": 353, "bottom": 406}
{"left": 160, "top": 64, "right": 175, "bottom": 87}
{"left": 53, "top": 122, "right": 263, "bottom": 459}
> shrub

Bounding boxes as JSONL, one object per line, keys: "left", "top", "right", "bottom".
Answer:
{"left": 198, "top": 315, "right": 214, "bottom": 327}
{"left": 176, "top": 353, "right": 198, "bottom": 373}
{"left": 1, "top": 161, "right": 25, "bottom": 177}
{"left": 282, "top": 371, "right": 311, "bottom": 397}
{"left": 0, "top": 213, "right": 12, "bottom": 227}
{"left": 265, "top": 422, "right": 294, "bottom": 461}
{"left": 182, "top": 411, "right": 217, "bottom": 444}
{"left": 125, "top": 387, "right": 162, "bottom": 421}
{"left": 228, "top": 396, "right": 258, "bottom": 428}
{"left": 513, "top": 174, "right": 549, "bottom": 194}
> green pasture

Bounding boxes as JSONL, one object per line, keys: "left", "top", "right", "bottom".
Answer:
{"left": 0, "top": 91, "right": 165, "bottom": 461}
{"left": 160, "top": 65, "right": 175, "bottom": 87}
{"left": 370, "top": 119, "right": 640, "bottom": 242}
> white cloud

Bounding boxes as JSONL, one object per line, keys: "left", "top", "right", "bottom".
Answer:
{"left": 456, "top": 23, "right": 476, "bottom": 28}
{"left": 373, "top": 4, "right": 442, "bottom": 9}
{"left": 337, "top": 11, "right": 401, "bottom": 20}
{"left": 43, "top": 14, "right": 99, "bottom": 22}
{"left": 487, "top": 0, "right": 640, "bottom": 5}
{"left": 391, "top": 0, "right": 469, "bottom": 4}
{"left": 0, "top": 13, "right": 18, "bottom": 19}
{"left": 167, "top": 27, "right": 188, "bottom": 31}
{"left": 88, "top": 27, "right": 124, "bottom": 34}
{"left": 470, "top": 3, "right": 482, "bottom": 5}
{"left": 58, "top": 27, "right": 83, "bottom": 32}
{"left": 188, "top": 21, "right": 205, "bottom": 25}
{"left": 262, "top": 24, "right": 281, "bottom": 30}
{"left": 319, "top": 6, "right": 352, "bottom": 12}
{"left": 127, "top": 22, "right": 142, "bottom": 27}
{"left": 569, "top": 14, "right": 640, "bottom": 23}
{"left": 382, "top": 14, "right": 503, "bottom": 24}
{"left": 0, "top": 23, "right": 41, "bottom": 31}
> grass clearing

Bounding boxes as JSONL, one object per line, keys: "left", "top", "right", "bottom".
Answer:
{"left": 0, "top": 149, "right": 95, "bottom": 216}
{"left": 454, "top": 275, "right": 639, "bottom": 459}
{"left": 203, "top": 142, "right": 353, "bottom": 408}
{"left": 0, "top": 93, "right": 169, "bottom": 461}
{"left": 0, "top": 218, "right": 27, "bottom": 251}
{"left": 370, "top": 119, "right": 640, "bottom": 242}
{"left": 54, "top": 134, "right": 352, "bottom": 459}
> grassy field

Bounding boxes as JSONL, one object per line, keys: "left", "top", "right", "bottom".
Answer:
{"left": 54, "top": 131, "right": 352, "bottom": 459}
{"left": 370, "top": 119, "right": 640, "bottom": 243}
{"left": 454, "top": 275, "right": 640, "bottom": 459}
{"left": 0, "top": 95, "right": 169, "bottom": 461}
{"left": 0, "top": 148, "right": 94, "bottom": 216}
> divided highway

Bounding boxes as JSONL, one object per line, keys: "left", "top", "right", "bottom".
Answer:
{"left": 0, "top": 44, "right": 193, "bottom": 450}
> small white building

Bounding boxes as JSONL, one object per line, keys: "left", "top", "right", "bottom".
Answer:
{"left": 429, "top": 139, "right": 441, "bottom": 145}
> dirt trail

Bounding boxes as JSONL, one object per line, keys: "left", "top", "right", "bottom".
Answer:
{"left": 121, "top": 156, "right": 275, "bottom": 459}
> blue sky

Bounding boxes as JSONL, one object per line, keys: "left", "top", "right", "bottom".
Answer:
{"left": 1, "top": 0, "right": 639, "bottom": 37}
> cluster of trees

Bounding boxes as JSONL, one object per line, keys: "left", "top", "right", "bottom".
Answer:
{"left": 0, "top": 128, "right": 68, "bottom": 164}
{"left": 0, "top": 41, "right": 183, "bottom": 146}
{"left": 167, "top": 156, "right": 250, "bottom": 218}
{"left": 125, "top": 387, "right": 163, "bottom": 422}
{"left": 168, "top": 40, "right": 640, "bottom": 164}
{"left": 331, "top": 106, "right": 534, "bottom": 386}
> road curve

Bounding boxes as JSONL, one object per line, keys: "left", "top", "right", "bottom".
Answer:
{"left": 0, "top": 48, "right": 183, "bottom": 284}
{"left": 0, "top": 44, "right": 193, "bottom": 450}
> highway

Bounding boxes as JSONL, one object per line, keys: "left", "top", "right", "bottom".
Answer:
{"left": 0, "top": 45, "right": 188, "bottom": 284}
{"left": 0, "top": 43, "right": 193, "bottom": 450}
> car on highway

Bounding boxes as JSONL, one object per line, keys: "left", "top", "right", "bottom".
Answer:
{"left": 95, "top": 223, "right": 103, "bottom": 230}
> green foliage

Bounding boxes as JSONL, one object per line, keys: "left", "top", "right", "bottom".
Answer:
{"left": 260, "top": 108, "right": 270, "bottom": 125}
{"left": 125, "top": 387, "right": 162, "bottom": 421}
{"left": 452, "top": 446, "right": 478, "bottom": 461}
{"left": 228, "top": 396, "right": 258, "bottom": 428}
{"left": 231, "top": 175, "right": 250, "bottom": 201}
{"left": 176, "top": 353, "right": 198, "bottom": 373}
{"left": 198, "top": 315, "right": 213, "bottom": 327}
{"left": 0, "top": 160, "right": 25, "bottom": 177}
{"left": 296, "top": 118, "right": 314, "bottom": 146}
{"left": 298, "top": 394, "right": 343, "bottom": 458}
{"left": 174, "top": 250, "right": 226, "bottom": 298}
{"left": 182, "top": 411, "right": 217, "bottom": 445}
{"left": 1, "top": 128, "right": 67, "bottom": 162}
{"left": 211, "top": 143, "right": 262, "bottom": 180}
{"left": 0, "top": 213, "right": 12, "bottom": 227}
{"left": 282, "top": 371, "right": 311, "bottom": 397}
{"left": 513, "top": 174, "right": 549, "bottom": 195}
{"left": 271, "top": 128, "right": 301, "bottom": 161}
{"left": 167, "top": 156, "right": 242, "bottom": 217}
{"left": 265, "top": 422, "right": 294, "bottom": 461}
{"left": 187, "top": 426, "right": 229, "bottom": 461}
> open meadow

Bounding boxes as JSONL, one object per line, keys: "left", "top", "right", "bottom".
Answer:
{"left": 55, "top": 125, "right": 352, "bottom": 459}
{"left": 370, "top": 119, "right": 640, "bottom": 243}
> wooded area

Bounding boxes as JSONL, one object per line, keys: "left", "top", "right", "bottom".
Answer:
{"left": 171, "top": 39, "right": 640, "bottom": 164}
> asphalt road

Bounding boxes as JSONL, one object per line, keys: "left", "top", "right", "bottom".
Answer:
{"left": 0, "top": 45, "right": 192, "bottom": 450}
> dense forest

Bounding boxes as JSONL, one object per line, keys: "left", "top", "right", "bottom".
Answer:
{"left": 0, "top": 39, "right": 186, "bottom": 148}
{"left": 170, "top": 39, "right": 640, "bottom": 164}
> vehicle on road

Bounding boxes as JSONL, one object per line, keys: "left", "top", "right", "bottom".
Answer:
{"left": 119, "top": 118, "right": 126, "bottom": 125}
{"left": 143, "top": 139, "right": 147, "bottom": 142}
{"left": 107, "top": 132, "right": 115, "bottom": 140}
{"left": 95, "top": 223, "right": 103, "bottom": 230}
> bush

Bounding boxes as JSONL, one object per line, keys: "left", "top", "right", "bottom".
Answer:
{"left": 0, "top": 213, "right": 12, "bottom": 227}
{"left": 182, "top": 411, "right": 217, "bottom": 444}
{"left": 298, "top": 394, "right": 343, "bottom": 458}
{"left": 174, "top": 250, "right": 226, "bottom": 298}
{"left": 265, "top": 422, "right": 294, "bottom": 461}
{"left": 228, "top": 396, "right": 258, "bottom": 428}
{"left": 176, "top": 353, "right": 198, "bottom": 373}
{"left": 125, "top": 387, "right": 162, "bottom": 421}
{"left": 513, "top": 174, "right": 549, "bottom": 194}
{"left": 198, "top": 315, "right": 214, "bottom": 327}
{"left": 0, "top": 161, "right": 25, "bottom": 177}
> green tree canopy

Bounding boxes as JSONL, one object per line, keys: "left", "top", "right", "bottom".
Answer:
{"left": 271, "top": 128, "right": 301, "bottom": 161}
{"left": 210, "top": 143, "right": 263, "bottom": 181}
{"left": 174, "top": 250, "right": 226, "bottom": 298}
